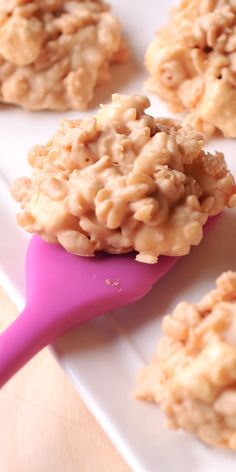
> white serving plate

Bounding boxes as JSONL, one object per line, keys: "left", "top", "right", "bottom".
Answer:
{"left": 1, "top": 1, "right": 236, "bottom": 471}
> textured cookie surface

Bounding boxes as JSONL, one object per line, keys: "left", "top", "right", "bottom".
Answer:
{"left": 145, "top": 0, "right": 236, "bottom": 137}
{"left": 136, "top": 271, "right": 236, "bottom": 449}
{"left": 11, "top": 94, "right": 236, "bottom": 263}
{"left": 0, "top": 0, "right": 128, "bottom": 110}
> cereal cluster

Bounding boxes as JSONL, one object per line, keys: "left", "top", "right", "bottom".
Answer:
{"left": 135, "top": 272, "right": 236, "bottom": 449}
{"left": 11, "top": 94, "right": 236, "bottom": 263}
{"left": 0, "top": 0, "right": 128, "bottom": 110}
{"left": 145, "top": 0, "right": 236, "bottom": 137}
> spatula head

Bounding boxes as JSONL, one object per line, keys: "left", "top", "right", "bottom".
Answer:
{"left": 26, "top": 236, "right": 178, "bottom": 331}
{"left": 0, "top": 219, "right": 216, "bottom": 389}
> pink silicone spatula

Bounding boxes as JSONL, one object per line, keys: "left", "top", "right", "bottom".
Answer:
{"left": 0, "top": 235, "right": 179, "bottom": 387}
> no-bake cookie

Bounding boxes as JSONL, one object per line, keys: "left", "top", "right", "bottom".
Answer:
{"left": 0, "top": 0, "right": 128, "bottom": 110}
{"left": 11, "top": 94, "right": 236, "bottom": 263}
{"left": 135, "top": 271, "right": 236, "bottom": 449}
{"left": 145, "top": 0, "right": 236, "bottom": 137}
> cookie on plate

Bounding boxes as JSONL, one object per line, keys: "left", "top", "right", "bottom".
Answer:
{"left": 0, "top": 0, "right": 128, "bottom": 110}
{"left": 135, "top": 271, "right": 236, "bottom": 449}
{"left": 145, "top": 0, "right": 236, "bottom": 137}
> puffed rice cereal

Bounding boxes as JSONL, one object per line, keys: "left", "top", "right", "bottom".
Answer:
{"left": 10, "top": 94, "right": 236, "bottom": 263}
{"left": 0, "top": 0, "right": 128, "bottom": 110}
{"left": 135, "top": 271, "right": 236, "bottom": 449}
{"left": 145, "top": 0, "right": 236, "bottom": 137}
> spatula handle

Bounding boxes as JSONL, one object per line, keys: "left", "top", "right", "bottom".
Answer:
{"left": 0, "top": 306, "right": 55, "bottom": 387}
